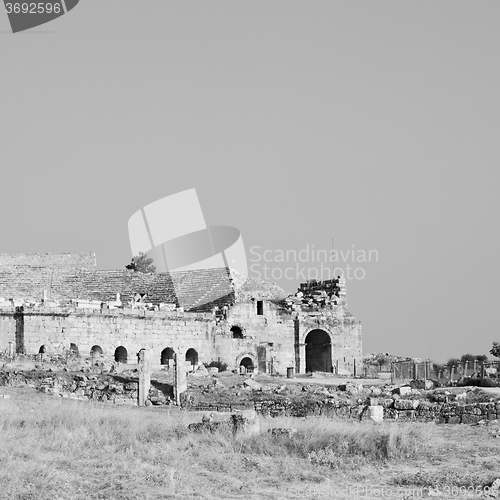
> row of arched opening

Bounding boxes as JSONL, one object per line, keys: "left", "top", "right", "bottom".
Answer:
{"left": 39, "top": 343, "right": 81, "bottom": 356}
{"left": 114, "top": 346, "right": 199, "bottom": 367}
{"left": 37, "top": 335, "right": 335, "bottom": 374}
{"left": 37, "top": 344, "right": 199, "bottom": 366}
{"left": 36, "top": 330, "right": 330, "bottom": 371}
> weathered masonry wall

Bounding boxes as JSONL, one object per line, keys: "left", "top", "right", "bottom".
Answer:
{"left": 0, "top": 307, "right": 213, "bottom": 367}
{"left": 0, "top": 314, "right": 14, "bottom": 352}
{"left": 0, "top": 296, "right": 362, "bottom": 376}
{"left": 216, "top": 302, "right": 296, "bottom": 375}
{"left": 0, "top": 304, "right": 297, "bottom": 374}
{"left": 295, "top": 314, "right": 362, "bottom": 375}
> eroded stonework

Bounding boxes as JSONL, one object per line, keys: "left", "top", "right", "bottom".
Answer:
{"left": 0, "top": 252, "right": 362, "bottom": 375}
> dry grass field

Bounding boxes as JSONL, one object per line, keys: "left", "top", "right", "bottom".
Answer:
{"left": 0, "top": 386, "right": 499, "bottom": 500}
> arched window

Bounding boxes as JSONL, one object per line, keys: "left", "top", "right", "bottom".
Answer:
{"left": 115, "top": 346, "right": 128, "bottom": 363}
{"left": 38, "top": 345, "right": 46, "bottom": 354}
{"left": 161, "top": 347, "right": 175, "bottom": 367}
{"left": 185, "top": 348, "right": 198, "bottom": 371}
{"left": 69, "top": 343, "right": 79, "bottom": 356}
{"left": 231, "top": 326, "right": 243, "bottom": 339}
{"left": 90, "top": 345, "right": 103, "bottom": 356}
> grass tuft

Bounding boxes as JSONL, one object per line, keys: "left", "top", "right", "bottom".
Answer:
{"left": 0, "top": 393, "right": 441, "bottom": 499}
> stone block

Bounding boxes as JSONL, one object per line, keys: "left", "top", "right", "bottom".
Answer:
{"left": 368, "top": 405, "right": 383, "bottom": 422}
{"left": 393, "top": 386, "right": 412, "bottom": 396}
{"left": 394, "top": 399, "right": 416, "bottom": 410}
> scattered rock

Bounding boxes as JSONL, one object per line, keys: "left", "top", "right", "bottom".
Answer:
{"left": 243, "top": 378, "right": 262, "bottom": 391}
{"left": 268, "top": 428, "right": 297, "bottom": 438}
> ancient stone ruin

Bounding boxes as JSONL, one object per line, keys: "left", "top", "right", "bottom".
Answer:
{"left": 0, "top": 252, "right": 362, "bottom": 376}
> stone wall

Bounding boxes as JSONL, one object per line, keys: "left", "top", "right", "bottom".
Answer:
{"left": 0, "top": 303, "right": 298, "bottom": 374}
{"left": 0, "top": 370, "right": 171, "bottom": 406}
{"left": 215, "top": 302, "right": 296, "bottom": 375}
{"left": 0, "top": 295, "right": 361, "bottom": 376}
{"left": 2, "top": 367, "right": 497, "bottom": 424}
{"left": 0, "top": 252, "right": 362, "bottom": 376}
{"left": 295, "top": 312, "right": 362, "bottom": 375}
{"left": 186, "top": 396, "right": 500, "bottom": 424}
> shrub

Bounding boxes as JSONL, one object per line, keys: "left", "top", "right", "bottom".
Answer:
{"left": 204, "top": 360, "right": 228, "bottom": 372}
{"left": 458, "top": 378, "right": 499, "bottom": 388}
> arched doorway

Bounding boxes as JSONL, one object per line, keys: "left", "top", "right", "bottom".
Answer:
{"left": 115, "top": 346, "right": 128, "bottom": 363}
{"left": 161, "top": 347, "right": 175, "bottom": 368}
{"left": 240, "top": 356, "right": 254, "bottom": 374}
{"left": 185, "top": 348, "right": 198, "bottom": 371}
{"left": 90, "top": 345, "right": 103, "bottom": 356}
{"left": 305, "top": 329, "right": 332, "bottom": 373}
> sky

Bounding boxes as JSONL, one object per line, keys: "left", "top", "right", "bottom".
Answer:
{"left": 0, "top": 1, "right": 499, "bottom": 363}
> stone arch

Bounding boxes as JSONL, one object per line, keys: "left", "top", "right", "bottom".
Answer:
{"left": 239, "top": 357, "right": 255, "bottom": 374}
{"left": 185, "top": 348, "right": 198, "bottom": 371}
{"left": 300, "top": 326, "right": 334, "bottom": 345}
{"left": 236, "top": 352, "right": 258, "bottom": 374}
{"left": 90, "top": 345, "right": 103, "bottom": 356}
{"left": 231, "top": 325, "right": 244, "bottom": 339}
{"left": 38, "top": 345, "right": 47, "bottom": 354}
{"left": 161, "top": 347, "right": 175, "bottom": 367}
{"left": 115, "top": 346, "right": 128, "bottom": 363}
{"left": 303, "top": 328, "right": 333, "bottom": 373}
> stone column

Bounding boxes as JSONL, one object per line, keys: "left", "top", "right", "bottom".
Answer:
{"left": 138, "top": 349, "right": 150, "bottom": 407}
{"left": 173, "top": 351, "right": 187, "bottom": 406}
{"left": 298, "top": 343, "right": 306, "bottom": 374}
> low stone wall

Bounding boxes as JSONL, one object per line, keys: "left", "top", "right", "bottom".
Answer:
{"left": 187, "top": 397, "right": 500, "bottom": 424}
{"left": 3, "top": 369, "right": 499, "bottom": 424}
{"left": 0, "top": 370, "right": 173, "bottom": 406}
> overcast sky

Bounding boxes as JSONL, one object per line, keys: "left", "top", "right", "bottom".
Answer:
{"left": 0, "top": 1, "right": 499, "bottom": 363}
